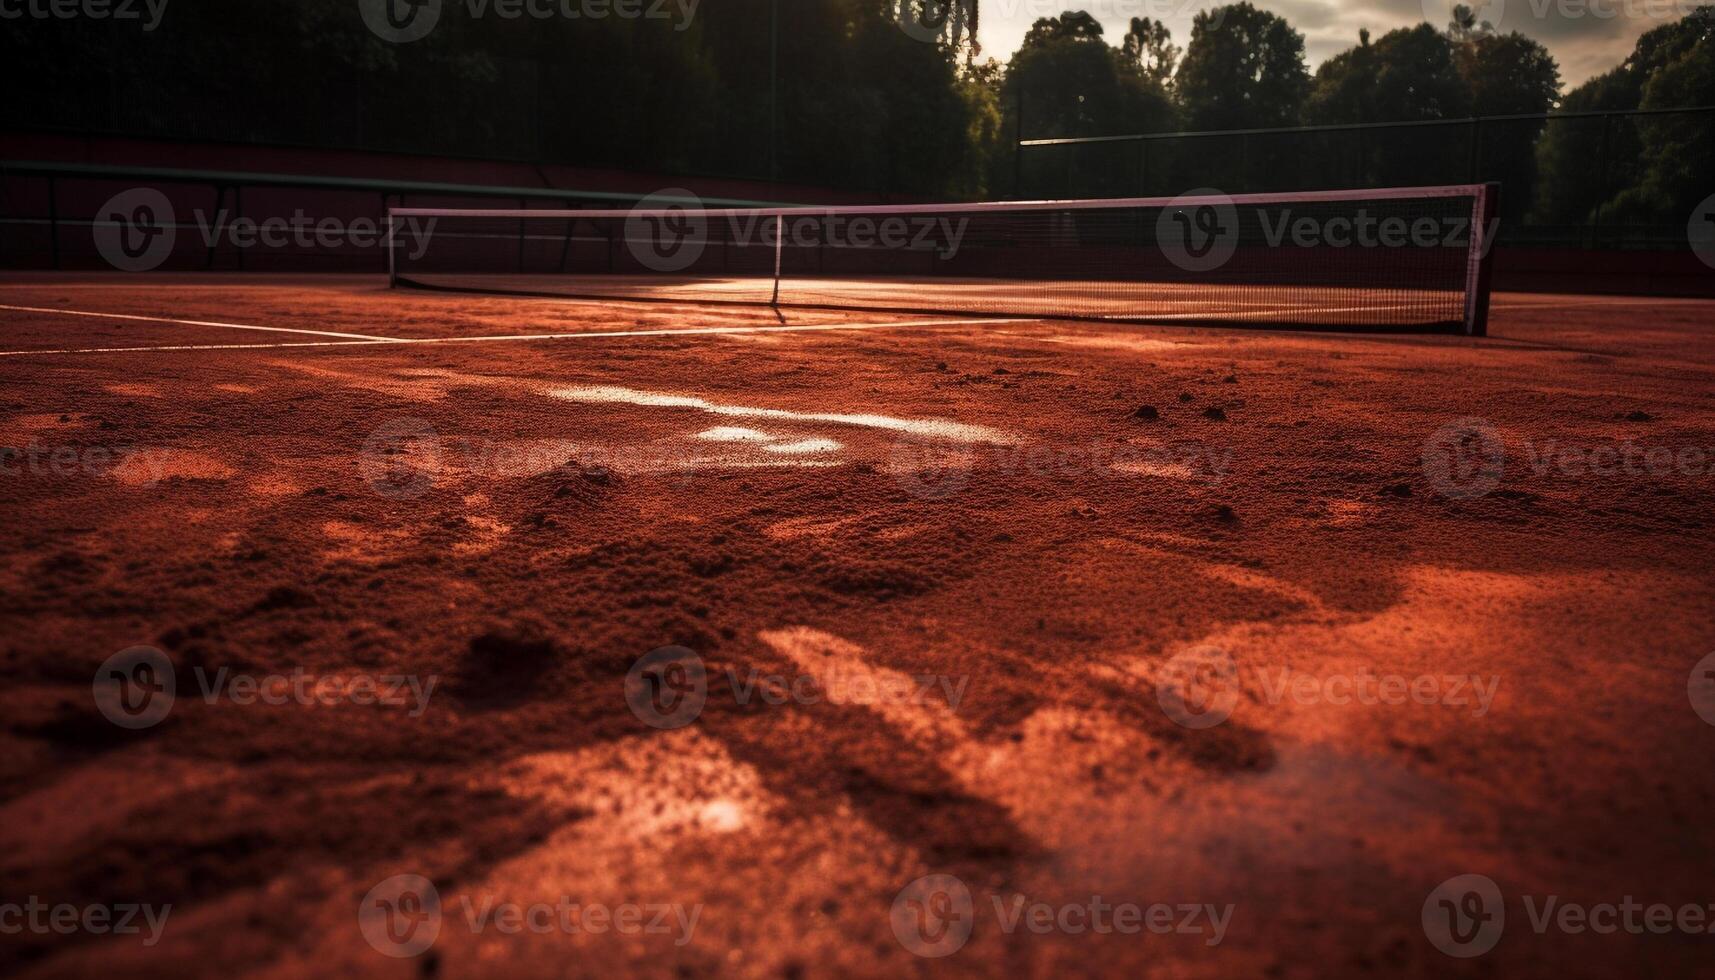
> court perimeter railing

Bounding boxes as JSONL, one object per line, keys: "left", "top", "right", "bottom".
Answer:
{"left": 0, "top": 161, "right": 787, "bottom": 272}
{"left": 1013, "top": 106, "right": 1715, "bottom": 250}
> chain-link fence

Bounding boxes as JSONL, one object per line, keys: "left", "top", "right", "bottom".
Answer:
{"left": 1015, "top": 107, "right": 1715, "bottom": 249}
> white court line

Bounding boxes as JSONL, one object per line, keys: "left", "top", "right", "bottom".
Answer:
{"left": 0, "top": 303, "right": 398, "bottom": 342}
{"left": 1116, "top": 302, "right": 1427, "bottom": 322}
{"left": 0, "top": 315, "right": 1035, "bottom": 357}
{"left": 1490, "top": 297, "right": 1715, "bottom": 312}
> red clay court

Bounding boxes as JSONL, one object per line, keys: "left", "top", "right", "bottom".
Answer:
{"left": 3, "top": 271, "right": 1713, "bottom": 975}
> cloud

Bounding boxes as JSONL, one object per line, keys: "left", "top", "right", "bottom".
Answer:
{"left": 974, "top": 0, "right": 1675, "bottom": 85}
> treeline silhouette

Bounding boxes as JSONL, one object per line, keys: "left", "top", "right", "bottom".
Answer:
{"left": 3, "top": 0, "right": 1709, "bottom": 232}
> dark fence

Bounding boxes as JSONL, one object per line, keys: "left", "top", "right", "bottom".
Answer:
{"left": 0, "top": 161, "right": 776, "bottom": 272}
{"left": 1016, "top": 107, "right": 1715, "bottom": 249}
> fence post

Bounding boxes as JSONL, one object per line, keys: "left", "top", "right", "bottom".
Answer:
{"left": 1591, "top": 112, "right": 1614, "bottom": 249}
{"left": 1467, "top": 117, "right": 1481, "bottom": 181}
{"left": 517, "top": 198, "right": 528, "bottom": 273}
{"left": 47, "top": 176, "right": 60, "bottom": 270}
{"left": 1012, "top": 85, "right": 1025, "bottom": 198}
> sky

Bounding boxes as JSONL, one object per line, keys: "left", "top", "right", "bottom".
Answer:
{"left": 973, "top": 0, "right": 1685, "bottom": 88}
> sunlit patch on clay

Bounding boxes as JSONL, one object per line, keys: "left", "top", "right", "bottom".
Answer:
{"left": 695, "top": 427, "right": 775, "bottom": 443}
{"left": 548, "top": 385, "right": 1012, "bottom": 444}
{"left": 762, "top": 438, "right": 841, "bottom": 455}
{"left": 1112, "top": 460, "right": 1196, "bottom": 479}
{"left": 111, "top": 449, "right": 232, "bottom": 486}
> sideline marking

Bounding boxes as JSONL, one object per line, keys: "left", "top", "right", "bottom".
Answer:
{"left": 1491, "top": 297, "right": 1715, "bottom": 313}
{"left": 0, "top": 315, "right": 1036, "bottom": 357}
{"left": 0, "top": 303, "right": 398, "bottom": 341}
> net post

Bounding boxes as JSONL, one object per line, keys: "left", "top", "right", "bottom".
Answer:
{"left": 770, "top": 213, "right": 783, "bottom": 307}
{"left": 1464, "top": 182, "right": 1500, "bottom": 337}
{"left": 385, "top": 206, "right": 397, "bottom": 287}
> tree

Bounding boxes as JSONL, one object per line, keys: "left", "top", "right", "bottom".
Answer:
{"left": 1532, "top": 6, "right": 1713, "bottom": 227}
{"left": 693, "top": 0, "right": 994, "bottom": 196}
{"left": 1303, "top": 24, "right": 1469, "bottom": 185}
{"left": 1122, "top": 17, "right": 1180, "bottom": 88}
{"left": 1371, "top": 24, "right": 1471, "bottom": 120}
{"left": 1608, "top": 7, "right": 1715, "bottom": 222}
{"left": 1448, "top": 15, "right": 1559, "bottom": 117}
{"left": 1444, "top": 11, "right": 1560, "bottom": 222}
{"left": 1175, "top": 3, "right": 1309, "bottom": 131}
{"left": 1303, "top": 29, "right": 1377, "bottom": 124}
{"left": 1022, "top": 11, "right": 1107, "bottom": 48}
{"left": 1002, "top": 12, "right": 1177, "bottom": 195}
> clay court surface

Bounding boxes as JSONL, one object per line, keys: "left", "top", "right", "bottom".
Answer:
{"left": 3, "top": 273, "right": 1714, "bottom": 977}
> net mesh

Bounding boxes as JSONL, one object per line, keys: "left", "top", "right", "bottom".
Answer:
{"left": 391, "top": 187, "right": 1493, "bottom": 332}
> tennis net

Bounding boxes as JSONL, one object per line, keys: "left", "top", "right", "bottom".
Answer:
{"left": 389, "top": 184, "right": 1499, "bottom": 335}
